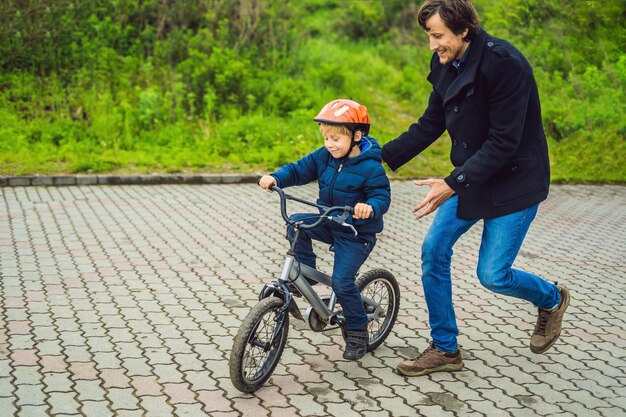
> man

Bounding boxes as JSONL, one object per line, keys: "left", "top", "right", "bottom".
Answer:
{"left": 382, "top": 0, "right": 570, "bottom": 376}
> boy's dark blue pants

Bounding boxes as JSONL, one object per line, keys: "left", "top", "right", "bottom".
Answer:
{"left": 287, "top": 213, "right": 375, "bottom": 331}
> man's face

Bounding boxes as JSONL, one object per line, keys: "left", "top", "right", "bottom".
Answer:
{"left": 424, "top": 12, "right": 469, "bottom": 65}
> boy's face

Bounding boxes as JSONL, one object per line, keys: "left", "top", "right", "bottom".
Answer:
{"left": 323, "top": 129, "right": 361, "bottom": 159}
{"left": 324, "top": 132, "right": 352, "bottom": 158}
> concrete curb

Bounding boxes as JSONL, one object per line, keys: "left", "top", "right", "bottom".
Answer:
{"left": 0, "top": 174, "right": 260, "bottom": 187}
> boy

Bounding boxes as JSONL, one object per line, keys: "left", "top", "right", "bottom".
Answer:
{"left": 259, "top": 99, "right": 391, "bottom": 360}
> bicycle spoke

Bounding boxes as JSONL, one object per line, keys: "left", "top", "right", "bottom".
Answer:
{"left": 241, "top": 308, "right": 282, "bottom": 382}
{"left": 230, "top": 292, "right": 291, "bottom": 392}
{"left": 363, "top": 280, "right": 394, "bottom": 339}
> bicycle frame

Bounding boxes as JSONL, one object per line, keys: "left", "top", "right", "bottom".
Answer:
{"left": 282, "top": 253, "right": 337, "bottom": 322}
{"left": 284, "top": 255, "right": 384, "bottom": 325}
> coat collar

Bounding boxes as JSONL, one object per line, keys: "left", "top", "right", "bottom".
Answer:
{"left": 428, "top": 28, "right": 488, "bottom": 106}
{"left": 331, "top": 136, "right": 382, "bottom": 166}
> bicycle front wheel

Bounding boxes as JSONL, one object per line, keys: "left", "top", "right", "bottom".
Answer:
{"left": 229, "top": 297, "right": 289, "bottom": 392}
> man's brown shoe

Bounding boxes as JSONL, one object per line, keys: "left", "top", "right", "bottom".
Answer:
{"left": 396, "top": 343, "right": 464, "bottom": 376}
{"left": 530, "top": 283, "right": 570, "bottom": 354}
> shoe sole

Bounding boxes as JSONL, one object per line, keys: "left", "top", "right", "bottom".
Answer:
{"left": 344, "top": 353, "right": 367, "bottom": 361}
{"left": 530, "top": 286, "right": 571, "bottom": 354}
{"left": 344, "top": 348, "right": 368, "bottom": 361}
{"left": 396, "top": 361, "right": 464, "bottom": 377}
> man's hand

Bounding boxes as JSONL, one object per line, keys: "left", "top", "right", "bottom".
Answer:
{"left": 353, "top": 203, "right": 373, "bottom": 219}
{"left": 412, "top": 178, "right": 455, "bottom": 219}
{"left": 259, "top": 175, "right": 277, "bottom": 191}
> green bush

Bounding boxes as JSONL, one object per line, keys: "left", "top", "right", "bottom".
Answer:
{"left": 0, "top": 0, "right": 623, "bottom": 182}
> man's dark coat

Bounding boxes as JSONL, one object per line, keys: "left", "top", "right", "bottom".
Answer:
{"left": 382, "top": 28, "right": 550, "bottom": 219}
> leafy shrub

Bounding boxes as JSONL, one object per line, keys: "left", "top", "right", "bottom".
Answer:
{"left": 0, "top": 0, "right": 623, "bottom": 182}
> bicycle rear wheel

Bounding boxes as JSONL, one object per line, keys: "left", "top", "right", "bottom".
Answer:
{"left": 357, "top": 269, "right": 400, "bottom": 351}
{"left": 229, "top": 297, "right": 289, "bottom": 392}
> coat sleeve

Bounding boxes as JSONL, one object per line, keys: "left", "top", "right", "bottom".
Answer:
{"left": 382, "top": 88, "right": 447, "bottom": 171}
{"left": 444, "top": 55, "right": 532, "bottom": 195}
{"left": 271, "top": 148, "right": 322, "bottom": 188}
{"left": 363, "top": 164, "right": 391, "bottom": 219}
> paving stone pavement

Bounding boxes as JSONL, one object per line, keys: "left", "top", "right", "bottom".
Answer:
{"left": 0, "top": 181, "right": 625, "bottom": 417}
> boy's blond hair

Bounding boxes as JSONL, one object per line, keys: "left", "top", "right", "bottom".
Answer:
{"left": 319, "top": 123, "right": 355, "bottom": 137}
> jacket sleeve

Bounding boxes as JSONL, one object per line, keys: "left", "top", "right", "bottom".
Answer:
{"left": 444, "top": 55, "right": 532, "bottom": 195}
{"left": 271, "top": 148, "right": 322, "bottom": 188}
{"left": 363, "top": 164, "right": 391, "bottom": 219}
{"left": 382, "top": 88, "right": 446, "bottom": 171}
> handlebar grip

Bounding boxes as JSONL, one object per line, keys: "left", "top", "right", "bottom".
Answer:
{"left": 347, "top": 206, "right": 374, "bottom": 220}
{"left": 257, "top": 175, "right": 280, "bottom": 192}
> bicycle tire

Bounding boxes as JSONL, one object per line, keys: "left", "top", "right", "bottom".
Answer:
{"left": 356, "top": 269, "right": 400, "bottom": 351}
{"left": 229, "top": 297, "right": 289, "bottom": 392}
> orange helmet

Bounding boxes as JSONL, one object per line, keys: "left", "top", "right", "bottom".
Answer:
{"left": 313, "top": 99, "right": 370, "bottom": 135}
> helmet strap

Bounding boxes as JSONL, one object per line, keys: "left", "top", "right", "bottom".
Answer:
{"left": 340, "top": 131, "right": 359, "bottom": 159}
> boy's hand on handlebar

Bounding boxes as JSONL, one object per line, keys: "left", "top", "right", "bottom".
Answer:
{"left": 353, "top": 203, "right": 373, "bottom": 219}
{"left": 259, "top": 175, "right": 277, "bottom": 192}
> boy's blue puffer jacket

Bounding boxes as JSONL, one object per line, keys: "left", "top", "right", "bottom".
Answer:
{"left": 271, "top": 136, "right": 391, "bottom": 234}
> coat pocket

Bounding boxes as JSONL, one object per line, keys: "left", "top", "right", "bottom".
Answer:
{"left": 491, "top": 155, "right": 546, "bottom": 207}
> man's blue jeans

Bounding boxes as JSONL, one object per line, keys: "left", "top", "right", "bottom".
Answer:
{"left": 287, "top": 214, "right": 374, "bottom": 331}
{"left": 422, "top": 195, "right": 560, "bottom": 353}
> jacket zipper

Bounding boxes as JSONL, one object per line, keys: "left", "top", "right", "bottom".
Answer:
{"left": 328, "top": 160, "right": 345, "bottom": 205}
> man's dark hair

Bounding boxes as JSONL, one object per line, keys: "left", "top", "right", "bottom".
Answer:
{"left": 418, "top": 0, "right": 480, "bottom": 42}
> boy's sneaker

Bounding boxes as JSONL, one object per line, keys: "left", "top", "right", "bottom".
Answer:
{"left": 343, "top": 329, "right": 368, "bottom": 361}
{"left": 530, "top": 283, "right": 570, "bottom": 354}
{"left": 396, "top": 343, "right": 463, "bottom": 376}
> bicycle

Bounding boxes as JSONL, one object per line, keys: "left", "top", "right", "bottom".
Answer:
{"left": 229, "top": 184, "right": 400, "bottom": 393}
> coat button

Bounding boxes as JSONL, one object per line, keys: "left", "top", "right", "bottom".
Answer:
{"left": 511, "top": 165, "right": 518, "bottom": 172}
{"left": 446, "top": 106, "right": 451, "bottom": 111}
{"left": 453, "top": 140, "right": 458, "bottom": 146}
{"left": 456, "top": 173, "right": 465, "bottom": 183}
{"left": 462, "top": 142, "right": 468, "bottom": 149}
{"left": 453, "top": 106, "right": 459, "bottom": 112}
{"left": 487, "top": 41, "right": 494, "bottom": 47}
{"left": 465, "top": 183, "right": 471, "bottom": 188}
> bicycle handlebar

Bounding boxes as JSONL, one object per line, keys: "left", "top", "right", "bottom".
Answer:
{"left": 269, "top": 184, "right": 357, "bottom": 230}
